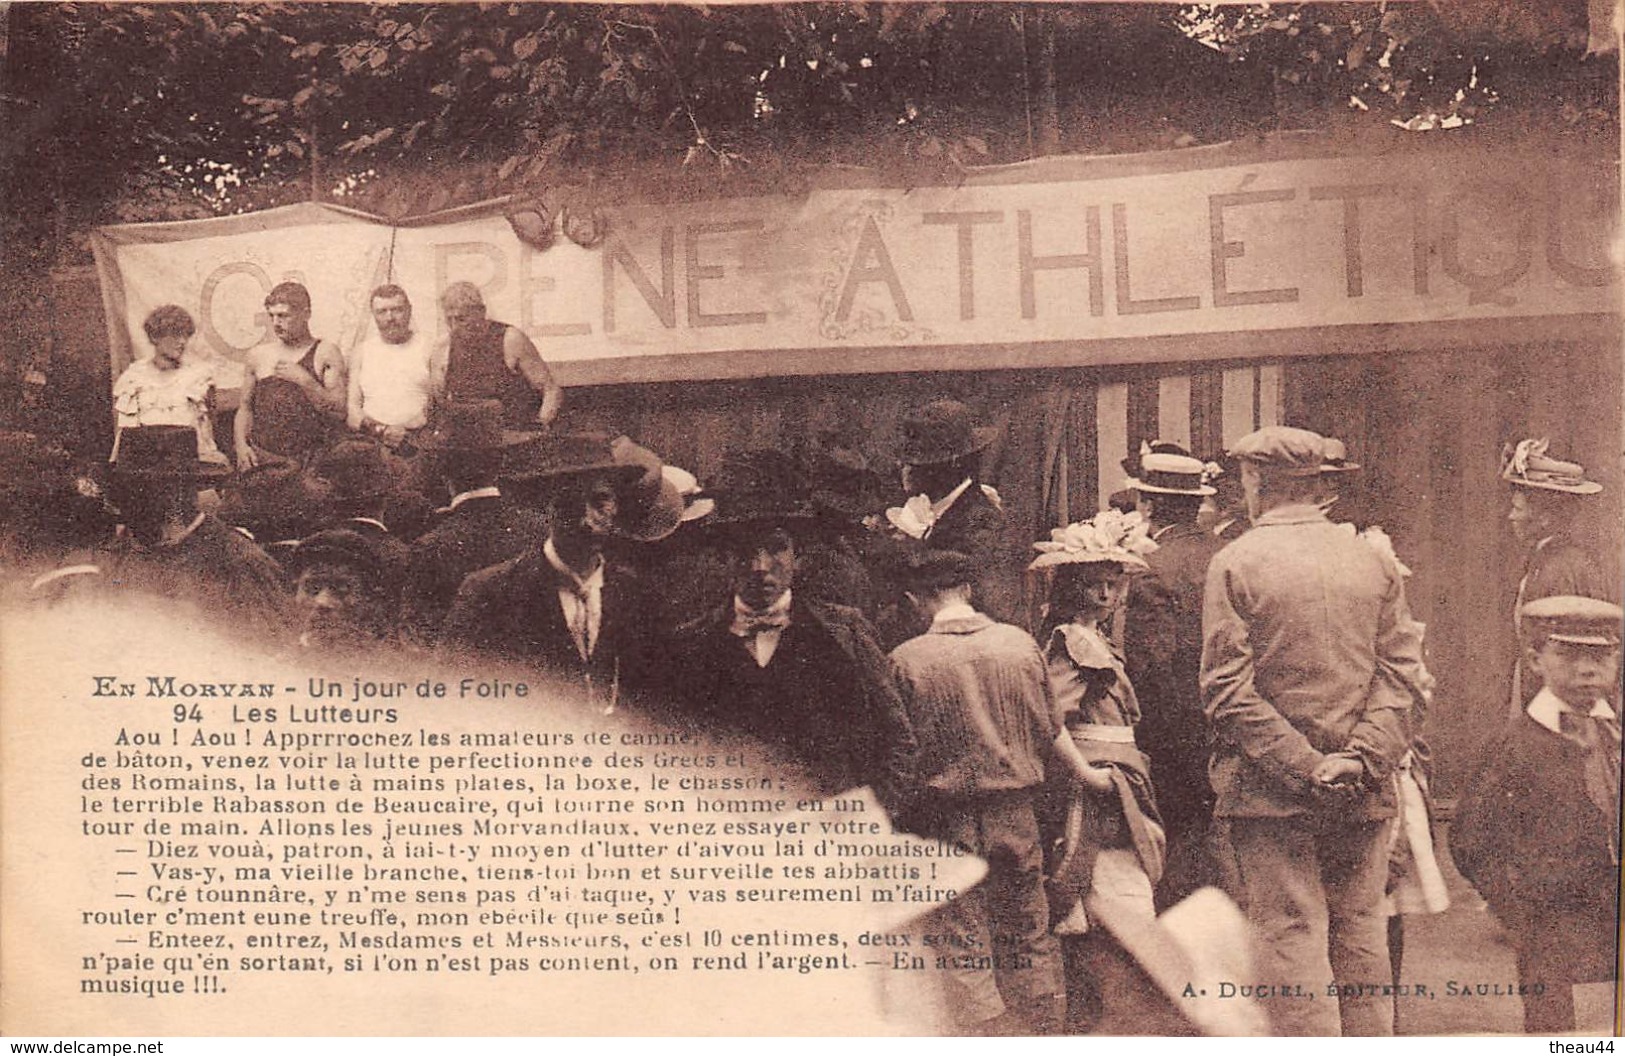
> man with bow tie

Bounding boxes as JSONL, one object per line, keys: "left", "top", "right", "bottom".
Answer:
{"left": 666, "top": 491, "right": 916, "bottom": 810}
{"left": 1452, "top": 594, "right": 1622, "bottom": 1034}
{"left": 439, "top": 433, "right": 681, "bottom": 712}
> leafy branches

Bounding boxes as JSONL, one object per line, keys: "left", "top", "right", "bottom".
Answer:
{"left": 7, "top": 1, "right": 1615, "bottom": 231}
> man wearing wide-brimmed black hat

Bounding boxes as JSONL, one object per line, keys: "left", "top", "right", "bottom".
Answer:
{"left": 439, "top": 432, "right": 681, "bottom": 711}
{"left": 401, "top": 400, "right": 550, "bottom": 643}
{"left": 304, "top": 437, "right": 431, "bottom": 540}
{"left": 0, "top": 430, "right": 116, "bottom": 575}
{"left": 1119, "top": 442, "right": 1226, "bottom": 910}
{"left": 286, "top": 527, "right": 405, "bottom": 652}
{"left": 93, "top": 425, "right": 289, "bottom": 636}
{"left": 893, "top": 397, "right": 1003, "bottom": 555}
{"left": 877, "top": 397, "right": 1012, "bottom": 638}
{"left": 664, "top": 483, "right": 915, "bottom": 807}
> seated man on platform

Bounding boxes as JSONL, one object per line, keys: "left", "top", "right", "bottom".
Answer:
{"left": 346, "top": 284, "right": 438, "bottom": 450}
{"left": 234, "top": 281, "right": 346, "bottom": 469}
{"left": 436, "top": 281, "right": 563, "bottom": 427}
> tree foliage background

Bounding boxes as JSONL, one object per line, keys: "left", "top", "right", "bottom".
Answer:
{"left": 3, "top": 0, "right": 1614, "bottom": 240}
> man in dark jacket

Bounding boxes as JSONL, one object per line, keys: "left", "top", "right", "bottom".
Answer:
{"left": 876, "top": 398, "right": 1009, "bottom": 644}
{"left": 1120, "top": 442, "right": 1224, "bottom": 909}
{"left": 1200, "top": 426, "right": 1425, "bottom": 1037}
{"left": 402, "top": 400, "right": 548, "bottom": 643}
{"left": 96, "top": 425, "right": 290, "bottom": 639}
{"left": 440, "top": 433, "right": 679, "bottom": 712}
{"left": 666, "top": 489, "right": 916, "bottom": 809}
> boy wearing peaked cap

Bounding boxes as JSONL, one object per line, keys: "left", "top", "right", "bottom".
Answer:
{"left": 1452, "top": 595, "right": 1622, "bottom": 1034}
{"left": 1500, "top": 438, "right": 1618, "bottom": 719}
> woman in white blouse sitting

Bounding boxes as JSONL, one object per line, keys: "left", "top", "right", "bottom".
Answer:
{"left": 111, "top": 305, "right": 229, "bottom": 467}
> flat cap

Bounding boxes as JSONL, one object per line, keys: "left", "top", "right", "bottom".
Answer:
{"left": 1521, "top": 595, "right": 1623, "bottom": 646}
{"left": 1229, "top": 426, "right": 1327, "bottom": 478}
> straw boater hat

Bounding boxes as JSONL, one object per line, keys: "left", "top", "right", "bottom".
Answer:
{"left": 110, "top": 425, "right": 232, "bottom": 481}
{"left": 1319, "top": 437, "right": 1362, "bottom": 474}
{"left": 1028, "top": 509, "right": 1159, "bottom": 573}
{"left": 1228, "top": 425, "right": 1327, "bottom": 478}
{"left": 1123, "top": 441, "right": 1216, "bottom": 497}
{"left": 897, "top": 398, "right": 998, "bottom": 466}
{"left": 1501, "top": 438, "right": 1602, "bottom": 495}
{"left": 1519, "top": 595, "right": 1623, "bottom": 645}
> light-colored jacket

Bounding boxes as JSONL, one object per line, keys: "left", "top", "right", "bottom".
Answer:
{"left": 1200, "top": 503, "right": 1423, "bottom": 819}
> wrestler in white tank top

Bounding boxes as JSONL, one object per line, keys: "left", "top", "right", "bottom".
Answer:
{"left": 351, "top": 327, "right": 436, "bottom": 429}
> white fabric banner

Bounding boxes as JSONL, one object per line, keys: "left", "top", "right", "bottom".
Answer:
{"left": 91, "top": 141, "right": 1620, "bottom": 388}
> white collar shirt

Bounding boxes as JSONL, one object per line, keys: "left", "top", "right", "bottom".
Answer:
{"left": 1526, "top": 686, "right": 1616, "bottom": 735}
{"left": 544, "top": 537, "right": 605, "bottom": 662}
{"left": 731, "top": 590, "right": 793, "bottom": 668}
{"left": 438, "top": 486, "right": 501, "bottom": 515}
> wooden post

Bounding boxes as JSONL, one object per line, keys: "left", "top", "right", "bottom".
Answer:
{"left": 1034, "top": 6, "right": 1060, "bottom": 156}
